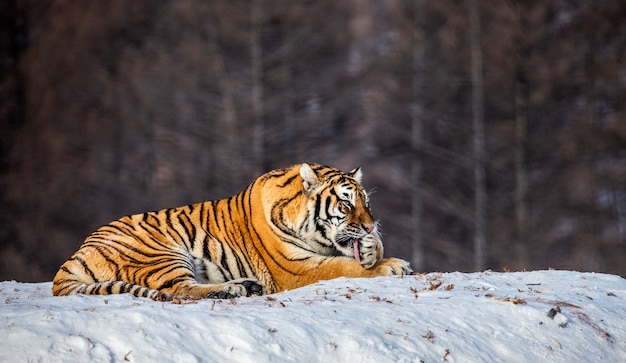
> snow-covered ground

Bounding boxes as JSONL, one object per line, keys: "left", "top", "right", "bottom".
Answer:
{"left": 2, "top": 270, "right": 625, "bottom": 362}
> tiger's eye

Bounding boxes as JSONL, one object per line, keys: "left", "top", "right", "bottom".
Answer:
{"left": 341, "top": 200, "right": 353, "bottom": 211}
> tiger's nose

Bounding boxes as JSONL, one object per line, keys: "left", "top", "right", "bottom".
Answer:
{"left": 363, "top": 224, "right": 374, "bottom": 233}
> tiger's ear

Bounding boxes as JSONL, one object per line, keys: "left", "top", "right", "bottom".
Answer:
{"left": 300, "top": 163, "right": 320, "bottom": 194}
{"left": 349, "top": 167, "right": 363, "bottom": 184}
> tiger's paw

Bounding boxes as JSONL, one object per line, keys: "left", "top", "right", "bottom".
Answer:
{"left": 155, "top": 291, "right": 173, "bottom": 301}
{"left": 240, "top": 279, "right": 264, "bottom": 296}
{"left": 374, "top": 258, "right": 412, "bottom": 276}
{"left": 206, "top": 278, "right": 264, "bottom": 299}
{"left": 357, "top": 233, "right": 384, "bottom": 269}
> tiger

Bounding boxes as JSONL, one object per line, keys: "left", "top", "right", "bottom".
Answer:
{"left": 52, "top": 163, "right": 412, "bottom": 301}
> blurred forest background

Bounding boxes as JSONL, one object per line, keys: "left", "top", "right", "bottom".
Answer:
{"left": 1, "top": 1, "right": 625, "bottom": 282}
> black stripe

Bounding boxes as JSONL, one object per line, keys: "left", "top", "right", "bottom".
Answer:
{"left": 177, "top": 210, "right": 196, "bottom": 249}
{"left": 324, "top": 197, "right": 331, "bottom": 218}
{"left": 277, "top": 173, "right": 299, "bottom": 188}
{"left": 209, "top": 200, "right": 219, "bottom": 231}
{"left": 164, "top": 208, "right": 180, "bottom": 242}
{"left": 199, "top": 202, "right": 210, "bottom": 234}
{"left": 220, "top": 243, "right": 231, "bottom": 277}
{"left": 101, "top": 221, "right": 136, "bottom": 238}
{"left": 314, "top": 195, "right": 322, "bottom": 220}
{"left": 203, "top": 234, "right": 213, "bottom": 260}
{"left": 183, "top": 205, "right": 197, "bottom": 241}
{"left": 74, "top": 256, "right": 98, "bottom": 282}
{"left": 156, "top": 279, "right": 174, "bottom": 291}
{"left": 105, "top": 281, "right": 115, "bottom": 294}
{"left": 270, "top": 197, "right": 301, "bottom": 237}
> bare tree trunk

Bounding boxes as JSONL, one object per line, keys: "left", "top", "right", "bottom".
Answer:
{"left": 279, "top": 15, "right": 295, "bottom": 164}
{"left": 141, "top": 106, "right": 156, "bottom": 197}
{"left": 410, "top": 0, "right": 425, "bottom": 271}
{"left": 513, "top": 0, "right": 529, "bottom": 269}
{"left": 469, "top": 0, "right": 486, "bottom": 271}
{"left": 205, "top": 8, "right": 238, "bottom": 186}
{"left": 250, "top": 0, "right": 264, "bottom": 174}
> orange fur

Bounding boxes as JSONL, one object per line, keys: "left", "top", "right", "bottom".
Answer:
{"left": 52, "top": 163, "right": 411, "bottom": 300}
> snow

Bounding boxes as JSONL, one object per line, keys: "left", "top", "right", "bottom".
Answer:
{"left": 2, "top": 270, "right": 626, "bottom": 362}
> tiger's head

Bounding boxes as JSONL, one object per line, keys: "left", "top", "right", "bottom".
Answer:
{"left": 266, "top": 163, "right": 379, "bottom": 260}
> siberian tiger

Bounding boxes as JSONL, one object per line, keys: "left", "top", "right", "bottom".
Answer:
{"left": 52, "top": 163, "right": 412, "bottom": 301}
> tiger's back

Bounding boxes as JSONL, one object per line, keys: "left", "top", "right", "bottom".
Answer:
{"left": 53, "top": 163, "right": 411, "bottom": 300}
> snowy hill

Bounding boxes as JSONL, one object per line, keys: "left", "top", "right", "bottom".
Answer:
{"left": 2, "top": 270, "right": 625, "bottom": 362}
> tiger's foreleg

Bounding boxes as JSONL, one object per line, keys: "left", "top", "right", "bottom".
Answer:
{"left": 356, "top": 233, "right": 384, "bottom": 269}
{"left": 162, "top": 278, "right": 264, "bottom": 300}
{"left": 275, "top": 256, "right": 412, "bottom": 292}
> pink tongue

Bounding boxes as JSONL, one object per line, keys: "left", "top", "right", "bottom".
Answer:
{"left": 353, "top": 239, "right": 362, "bottom": 266}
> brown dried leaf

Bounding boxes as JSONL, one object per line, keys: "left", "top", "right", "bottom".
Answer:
{"left": 485, "top": 294, "right": 526, "bottom": 304}
{"left": 536, "top": 298, "right": 581, "bottom": 308}
{"left": 429, "top": 281, "right": 443, "bottom": 290}
{"left": 443, "top": 349, "right": 450, "bottom": 361}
